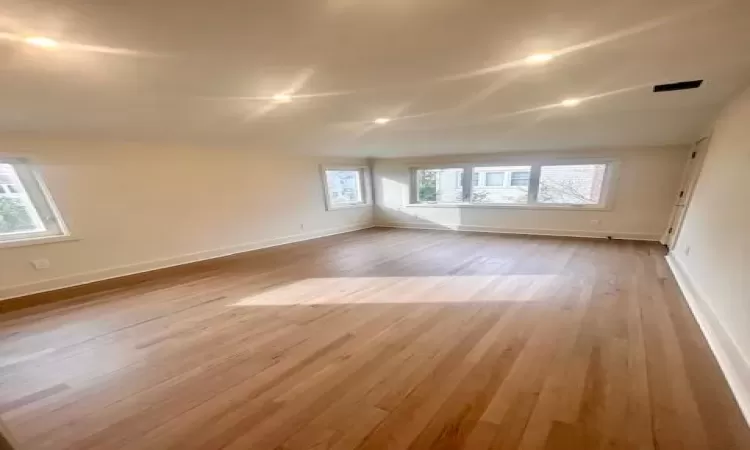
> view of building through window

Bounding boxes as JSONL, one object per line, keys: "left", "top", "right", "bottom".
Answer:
{"left": 325, "top": 169, "right": 364, "bottom": 206}
{"left": 471, "top": 166, "right": 531, "bottom": 204}
{"left": 0, "top": 163, "right": 45, "bottom": 236}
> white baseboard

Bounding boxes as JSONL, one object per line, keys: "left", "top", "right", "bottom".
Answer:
{"left": 0, "top": 223, "right": 374, "bottom": 301}
{"left": 375, "top": 221, "right": 661, "bottom": 241}
{"left": 665, "top": 253, "right": 750, "bottom": 425}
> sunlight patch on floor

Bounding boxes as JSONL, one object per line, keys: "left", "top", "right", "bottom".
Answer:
{"left": 230, "top": 275, "right": 561, "bottom": 306}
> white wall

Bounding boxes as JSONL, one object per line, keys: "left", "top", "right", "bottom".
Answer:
{"left": 373, "top": 146, "right": 688, "bottom": 240}
{"left": 0, "top": 139, "right": 372, "bottom": 300}
{"left": 668, "top": 85, "right": 750, "bottom": 419}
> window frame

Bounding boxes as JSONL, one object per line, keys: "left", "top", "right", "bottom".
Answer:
{"left": 408, "top": 158, "right": 617, "bottom": 210}
{"left": 0, "top": 157, "right": 69, "bottom": 247}
{"left": 321, "top": 165, "right": 371, "bottom": 211}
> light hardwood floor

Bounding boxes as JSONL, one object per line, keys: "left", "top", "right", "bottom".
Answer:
{"left": 0, "top": 228, "right": 748, "bottom": 449}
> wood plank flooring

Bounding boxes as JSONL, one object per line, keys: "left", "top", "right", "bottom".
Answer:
{"left": 0, "top": 228, "right": 748, "bottom": 449}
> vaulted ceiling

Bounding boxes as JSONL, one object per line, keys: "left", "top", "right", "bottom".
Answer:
{"left": 1, "top": 0, "right": 750, "bottom": 156}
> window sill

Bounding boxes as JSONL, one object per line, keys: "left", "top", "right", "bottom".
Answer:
{"left": 405, "top": 203, "right": 610, "bottom": 212}
{"left": 327, "top": 203, "right": 372, "bottom": 211}
{"left": 0, "top": 234, "right": 80, "bottom": 249}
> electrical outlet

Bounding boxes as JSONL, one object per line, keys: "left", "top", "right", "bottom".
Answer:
{"left": 684, "top": 245, "right": 691, "bottom": 257}
{"left": 300, "top": 223, "right": 305, "bottom": 231}
{"left": 31, "top": 258, "right": 50, "bottom": 270}
{"left": 590, "top": 219, "right": 601, "bottom": 226}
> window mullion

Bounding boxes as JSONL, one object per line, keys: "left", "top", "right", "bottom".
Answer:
{"left": 464, "top": 165, "right": 474, "bottom": 203}
{"left": 361, "top": 168, "right": 370, "bottom": 203}
{"left": 528, "top": 164, "right": 541, "bottom": 205}
{"left": 410, "top": 168, "right": 418, "bottom": 204}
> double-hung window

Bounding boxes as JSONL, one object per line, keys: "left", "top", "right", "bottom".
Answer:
{"left": 411, "top": 160, "right": 614, "bottom": 208}
{"left": 0, "top": 159, "right": 66, "bottom": 244}
{"left": 322, "top": 166, "right": 370, "bottom": 210}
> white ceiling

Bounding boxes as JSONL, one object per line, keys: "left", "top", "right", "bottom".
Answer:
{"left": 1, "top": 0, "right": 749, "bottom": 157}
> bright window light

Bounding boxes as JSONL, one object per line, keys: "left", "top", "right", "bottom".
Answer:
{"left": 538, "top": 164, "right": 608, "bottom": 205}
{"left": 410, "top": 161, "right": 613, "bottom": 208}
{"left": 414, "top": 168, "right": 466, "bottom": 204}
{"left": 322, "top": 167, "right": 368, "bottom": 210}
{"left": 471, "top": 166, "right": 532, "bottom": 204}
{"left": 0, "top": 160, "right": 66, "bottom": 244}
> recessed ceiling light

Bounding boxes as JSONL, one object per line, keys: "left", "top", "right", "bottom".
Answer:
{"left": 24, "top": 36, "right": 59, "bottom": 49}
{"left": 272, "top": 93, "right": 292, "bottom": 103}
{"left": 373, "top": 117, "right": 391, "bottom": 125}
{"left": 561, "top": 98, "right": 582, "bottom": 107}
{"left": 526, "top": 53, "right": 554, "bottom": 64}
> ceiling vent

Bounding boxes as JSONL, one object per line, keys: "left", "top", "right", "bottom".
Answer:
{"left": 653, "top": 80, "right": 703, "bottom": 92}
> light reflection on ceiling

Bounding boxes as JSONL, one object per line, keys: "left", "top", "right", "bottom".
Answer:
{"left": 0, "top": 0, "right": 748, "bottom": 156}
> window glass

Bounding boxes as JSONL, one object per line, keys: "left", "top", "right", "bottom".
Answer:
{"left": 484, "top": 172, "right": 506, "bottom": 187}
{"left": 410, "top": 162, "right": 611, "bottom": 208}
{"left": 471, "top": 166, "right": 531, "bottom": 204}
{"left": 0, "top": 162, "right": 64, "bottom": 241}
{"left": 510, "top": 171, "right": 530, "bottom": 187}
{"left": 537, "top": 164, "right": 607, "bottom": 205}
{"left": 325, "top": 169, "right": 364, "bottom": 206}
{"left": 415, "top": 168, "right": 465, "bottom": 203}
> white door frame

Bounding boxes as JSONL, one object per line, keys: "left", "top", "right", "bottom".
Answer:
{"left": 663, "top": 136, "right": 710, "bottom": 249}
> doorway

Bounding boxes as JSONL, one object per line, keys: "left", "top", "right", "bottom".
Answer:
{"left": 664, "top": 137, "right": 710, "bottom": 250}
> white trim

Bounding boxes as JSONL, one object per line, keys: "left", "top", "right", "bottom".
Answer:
{"left": 0, "top": 223, "right": 374, "bottom": 301}
{"left": 0, "top": 234, "right": 78, "bottom": 249}
{"left": 375, "top": 222, "right": 660, "bottom": 241}
{"left": 665, "top": 253, "right": 750, "bottom": 425}
{"left": 404, "top": 203, "right": 611, "bottom": 212}
{"left": 663, "top": 137, "right": 710, "bottom": 248}
{"left": 324, "top": 203, "right": 371, "bottom": 211}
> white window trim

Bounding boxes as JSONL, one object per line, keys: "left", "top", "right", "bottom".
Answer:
{"left": 320, "top": 165, "right": 372, "bottom": 211}
{"left": 0, "top": 234, "right": 79, "bottom": 249}
{"left": 0, "top": 157, "right": 70, "bottom": 247}
{"left": 408, "top": 158, "right": 618, "bottom": 211}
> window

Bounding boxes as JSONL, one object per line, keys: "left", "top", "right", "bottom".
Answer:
{"left": 410, "top": 161, "right": 613, "bottom": 208}
{"left": 484, "top": 171, "right": 506, "bottom": 187}
{"left": 1, "top": 184, "right": 20, "bottom": 194}
{"left": 510, "top": 171, "right": 530, "bottom": 187}
{"left": 0, "top": 160, "right": 66, "bottom": 243}
{"left": 538, "top": 164, "right": 607, "bottom": 205}
{"left": 414, "top": 168, "right": 465, "bottom": 203}
{"left": 322, "top": 167, "right": 368, "bottom": 209}
{"left": 471, "top": 166, "right": 531, "bottom": 204}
